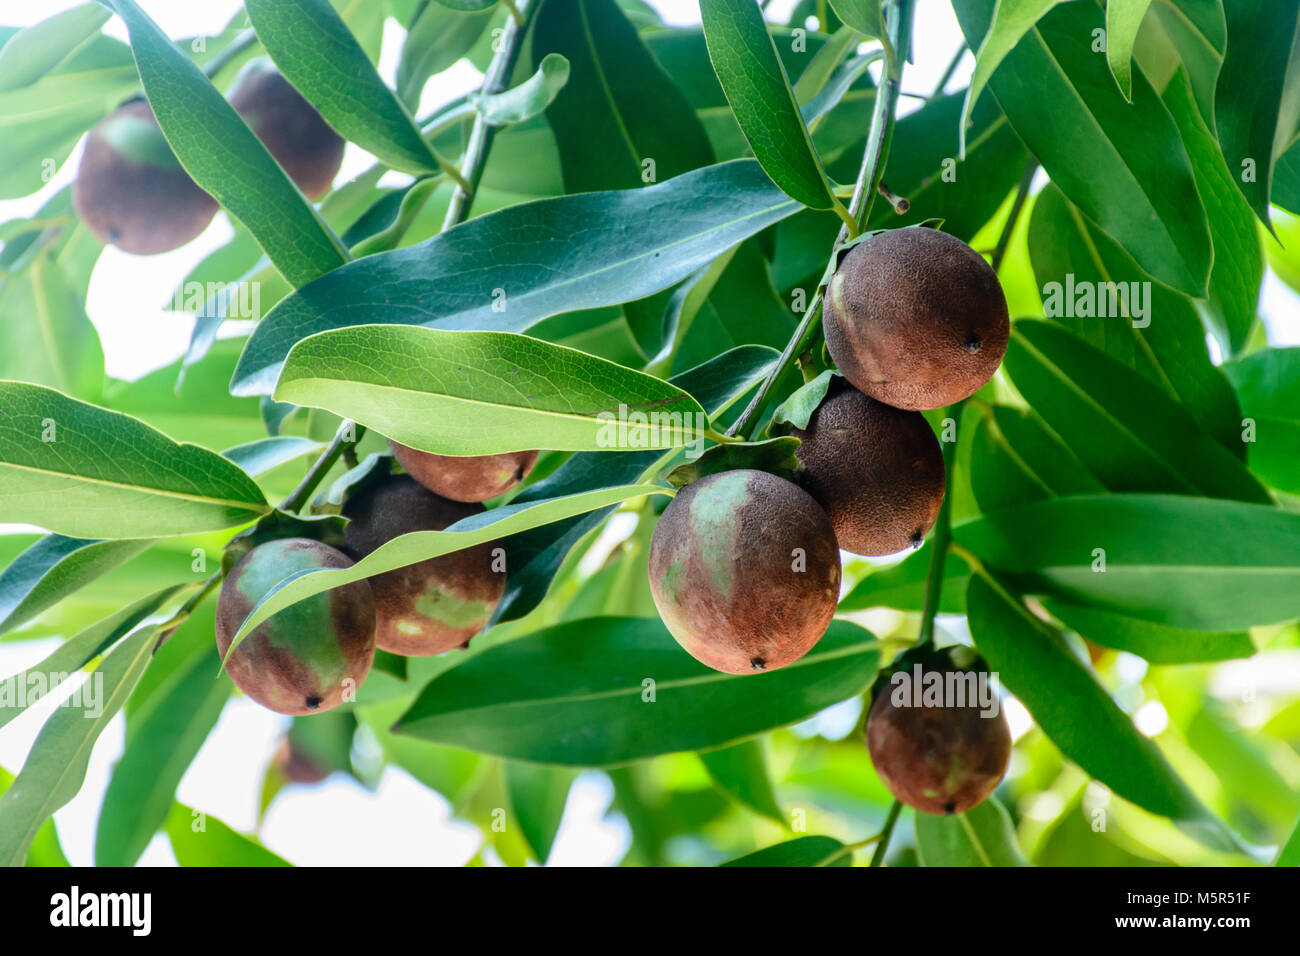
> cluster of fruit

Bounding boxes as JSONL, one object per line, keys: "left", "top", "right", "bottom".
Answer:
{"left": 214, "top": 442, "right": 536, "bottom": 715}
{"left": 73, "top": 61, "right": 344, "bottom": 254}
{"left": 647, "top": 226, "right": 1012, "bottom": 815}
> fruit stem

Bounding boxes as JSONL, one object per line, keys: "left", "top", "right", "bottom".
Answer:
{"left": 916, "top": 399, "right": 964, "bottom": 648}
{"left": 201, "top": 29, "right": 258, "bottom": 81}
{"left": 153, "top": 572, "right": 222, "bottom": 651}
{"left": 725, "top": 0, "right": 913, "bottom": 441}
{"left": 279, "top": 423, "right": 367, "bottom": 513}
{"left": 869, "top": 799, "right": 903, "bottom": 866}
{"left": 441, "top": 0, "right": 539, "bottom": 231}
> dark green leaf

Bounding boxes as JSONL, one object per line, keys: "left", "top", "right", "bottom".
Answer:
{"left": 534, "top": 0, "right": 713, "bottom": 191}
{"left": 966, "top": 573, "right": 1246, "bottom": 853}
{"left": 768, "top": 370, "right": 839, "bottom": 432}
{"left": 1213, "top": 0, "right": 1300, "bottom": 228}
{"left": 396, "top": 617, "right": 881, "bottom": 765}
{"left": 1106, "top": 0, "right": 1155, "bottom": 100}
{"left": 1043, "top": 600, "right": 1255, "bottom": 664}
{"left": 955, "top": 494, "right": 1300, "bottom": 631}
{"left": 503, "top": 761, "right": 575, "bottom": 862}
{"left": 699, "top": 739, "right": 785, "bottom": 824}
{"left": 954, "top": 0, "right": 1212, "bottom": 296}
{"left": 838, "top": 542, "right": 968, "bottom": 613}
{"left": 231, "top": 160, "right": 798, "bottom": 395}
{"left": 969, "top": 403, "right": 1104, "bottom": 514}
{"left": 1004, "top": 321, "right": 1267, "bottom": 502}
{"left": 1223, "top": 347, "right": 1300, "bottom": 494}
{"left": 0, "top": 536, "right": 151, "bottom": 637}
{"left": 700, "top": 0, "right": 837, "bottom": 209}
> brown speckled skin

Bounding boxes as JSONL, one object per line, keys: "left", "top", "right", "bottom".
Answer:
{"left": 648, "top": 469, "right": 840, "bottom": 675}
{"left": 792, "top": 384, "right": 945, "bottom": 555}
{"left": 72, "top": 100, "right": 218, "bottom": 255}
{"left": 823, "top": 227, "right": 1009, "bottom": 411}
{"left": 390, "top": 441, "right": 539, "bottom": 503}
{"left": 865, "top": 669, "right": 1011, "bottom": 815}
{"left": 343, "top": 474, "right": 504, "bottom": 656}
{"left": 228, "top": 64, "right": 344, "bottom": 200}
{"left": 215, "top": 538, "right": 375, "bottom": 716}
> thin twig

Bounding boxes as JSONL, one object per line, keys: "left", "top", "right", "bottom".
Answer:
{"left": 278, "top": 424, "right": 366, "bottom": 513}
{"left": 870, "top": 800, "right": 903, "bottom": 866}
{"left": 930, "top": 42, "right": 967, "bottom": 99}
{"left": 991, "top": 161, "right": 1038, "bottom": 272}
{"left": 201, "top": 28, "right": 257, "bottom": 80}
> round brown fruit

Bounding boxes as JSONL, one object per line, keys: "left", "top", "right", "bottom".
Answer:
{"left": 648, "top": 469, "right": 840, "bottom": 674}
{"left": 865, "top": 663, "right": 1011, "bottom": 815}
{"left": 390, "top": 440, "right": 538, "bottom": 503}
{"left": 792, "top": 382, "right": 945, "bottom": 555}
{"left": 822, "top": 226, "right": 1009, "bottom": 410}
{"left": 273, "top": 736, "right": 331, "bottom": 785}
{"left": 72, "top": 99, "right": 218, "bottom": 254}
{"left": 215, "top": 538, "right": 376, "bottom": 715}
{"left": 228, "top": 61, "right": 345, "bottom": 200}
{"left": 342, "top": 473, "right": 504, "bottom": 656}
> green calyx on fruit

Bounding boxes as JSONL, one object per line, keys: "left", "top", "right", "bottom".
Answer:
{"left": 72, "top": 99, "right": 218, "bottom": 255}
{"left": 791, "top": 382, "right": 945, "bottom": 555}
{"left": 390, "top": 440, "right": 538, "bottom": 503}
{"left": 342, "top": 473, "right": 504, "bottom": 657}
{"left": 822, "top": 225, "right": 1009, "bottom": 411}
{"left": 215, "top": 537, "right": 376, "bottom": 715}
{"left": 647, "top": 468, "right": 841, "bottom": 675}
{"left": 228, "top": 61, "right": 345, "bottom": 200}
{"left": 865, "top": 644, "right": 1011, "bottom": 816}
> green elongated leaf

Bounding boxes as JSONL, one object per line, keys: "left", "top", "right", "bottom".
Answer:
{"left": 699, "top": 739, "right": 784, "bottom": 824}
{"left": 493, "top": 345, "right": 778, "bottom": 624}
{"left": 827, "top": 0, "right": 884, "bottom": 39}
{"left": 1106, "top": 0, "right": 1155, "bottom": 100}
{"left": 1224, "top": 347, "right": 1300, "bottom": 493}
{"left": 0, "top": 382, "right": 269, "bottom": 539}
{"left": 954, "top": 0, "right": 1212, "bottom": 296}
{"left": 0, "top": 536, "right": 152, "bottom": 638}
{"left": 95, "top": 608, "right": 230, "bottom": 867}
{"left": 1163, "top": 70, "right": 1262, "bottom": 355}
{"left": 915, "top": 797, "right": 1030, "bottom": 866}
{"left": 0, "top": 766, "right": 69, "bottom": 866}
{"left": 1003, "top": 321, "right": 1268, "bottom": 503}
{"left": 966, "top": 573, "right": 1246, "bottom": 854}
{"left": 275, "top": 326, "right": 706, "bottom": 455}
{"left": 0, "top": 585, "right": 189, "bottom": 732}
{"left": 1214, "top": 0, "right": 1300, "bottom": 228}
{"left": 720, "top": 835, "right": 849, "bottom": 867}
{"left": 396, "top": 617, "right": 880, "bottom": 765}
{"left": 395, "top": 1, "right": 493, "bottom": 107}
{"left": 1042, "top": 600, "right": 1255, "bottom": 665}
{"left": 472, "top": 53, "right": 569, "bottom": 126}
{"left": 220, "top": 436, "right": 323, "bottom": 477}
{"left": 0, "top": 252, "right": 104, "bottom": 401}
{"left": 1026, "top": 185, "right": 1241, "bottom": 450}
{"left": 0, "top": 4, "right": 110, "bottom": 91}
{"left": 227, "top": 484, "right": 670, "bottom": 655}
{"left": 0, "top": 624, "right": 157, "bottom": 866}
{"left": 1275, "top": 139, "right": 1300, "bottom": 214}
{"left": 100, "top": 0, "right": 349, "bottom": 288}
{"left": 955, "top": 494, "right": 1300, "bottom": 631}
{"left": 534, "top": 0, "right": 713, "bottom": 192}
{"left": 503, "top": 762, "right": 575, "bottom": 862}
{"left": 699, "top": 0, "right": 837, "bottom": 209}
{"left": 768, "top": 371, "right": 839, "bottom": 432}
{"left": 231, "top": 160, "right": 798, "bottom": 395}
{"left": 793, "top": 26, "right": 862, "bottom": 107}
{"left": 166, "top": 802, "right": 291, "bottom": 867}
{"left": 244, "top": 0, "right": 444, "bottom": 177}
{"left": 969, "top": 404, "right": 1104, "bottom": 514}
{"left": 1140, "top": 0, "right": 1225, "bottom": 126}
{"left": 801, "top": 49, "right": 877, "bottom": 127}
{"left": 959, "top": 0, "right": 1062, "bottom": 156}
{"left": 838, "top": 542, "right": 968, "bottom": 613}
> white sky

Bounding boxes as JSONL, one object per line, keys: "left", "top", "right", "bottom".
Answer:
{"left": 0, "top": 0, "right": 1295, "bottom": 867}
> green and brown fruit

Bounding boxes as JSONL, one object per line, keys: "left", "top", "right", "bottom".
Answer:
{"left": 72, "top": 99, "right": 219, "bottom": 255}
{"left": 822, "top": 226, "right": 1009, "bottom": 411}
{"left": 273, "top": 736, "right": 331, "bottom": 785}
{"left": 390, "top": 440, "right": 539, "bottom": 503}
{"left": 791, "top": 382, "right": 945, "bottom": 555}
{"left": 215, "top": 538, "right": 376, "bottom": 715}
{"left": 648, "top": 469, "right": 841, "bottom": 675}
{"left": 228, "top": 61, "right": 345, "bottom": 200}
{"left": 343, "top": 473, "right": 504, "bottom": 656}
{"left": 865, "top": 659, "right": 1011, "bottom": 815}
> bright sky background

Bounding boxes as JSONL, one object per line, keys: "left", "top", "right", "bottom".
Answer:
{"left": 0, "top": 0, "right": 1296, "bottom": 867}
